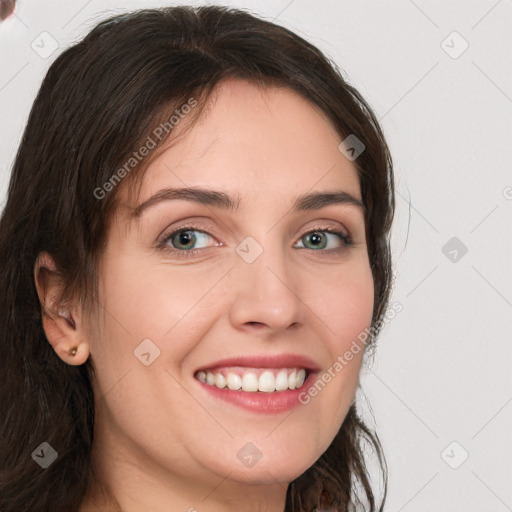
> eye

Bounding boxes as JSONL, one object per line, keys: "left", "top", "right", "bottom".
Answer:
{"left": 162, "top": 227, "right": 218, "bottom": 254}
{"left": 159, "top": 224, "right": 352, "bottom": 258}
{"left": 294, "top": 228, "right": 352, "bottom": 251}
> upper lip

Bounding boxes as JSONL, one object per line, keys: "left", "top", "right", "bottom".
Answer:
{"left": 195, "top": 353, "right": 321, "bottom": 373}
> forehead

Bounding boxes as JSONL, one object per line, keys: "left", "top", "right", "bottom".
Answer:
{"left": 121, "top": 79, "right": 362, "bottom": 215}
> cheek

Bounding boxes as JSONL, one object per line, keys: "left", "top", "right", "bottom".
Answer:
{"left": 298, "top": 257, "right": 373, "bottom": 426}
{"left": 98, "top": 254, "right": 211, "bottom": 337}
{"left": 305, "top": 256, "right": 375, "bottom": 346}
{"left": 90, "top": 253, "right": 224, "bottom": 396}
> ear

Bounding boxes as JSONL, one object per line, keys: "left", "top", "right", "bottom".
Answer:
{"left": 34, "top": 252, "right": 90, "bottom": 365}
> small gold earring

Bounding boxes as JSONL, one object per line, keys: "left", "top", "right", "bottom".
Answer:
{"left": 69, "top": 347, "right": 78, "bottom": 356}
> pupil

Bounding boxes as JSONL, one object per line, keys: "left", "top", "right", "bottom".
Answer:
{"left": 310, "top": 233, "right": 322, "bottom": 246}
{"left": 178, "top": 231, "right": 193, "bottom": 247}
{"left": 307, "top": 232, "right": 326, "bottom": 250}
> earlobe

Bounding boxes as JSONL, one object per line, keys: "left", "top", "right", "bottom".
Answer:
{"left": 40, "top": 310, "right": 89, "bottom": 365}
{"left": 34, "top": 252, "right": 90, "bottom": 365}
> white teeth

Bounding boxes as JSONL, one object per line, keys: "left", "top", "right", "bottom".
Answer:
{"left": 226, "top": 372, "right": 242, "bottom": 390}
{"left": 297, "top": 369, "right": 306, "bottom": 387}
{"left": 241, "top": 372, "right": 259, "bottom": 392}
{"left": 275, "top": 370, "right": 289, "bottom": 391}
{"left": 288, "top": 370, "right": 297, "bottom": 390}
{"left": 215, "top": 373, "right": 226, "bottom": 389}
{"left": 258, "top": 370, "right": 275, "bottom": 393}
{"left": 196, "top": 367, "right": 309, "bottom": 392}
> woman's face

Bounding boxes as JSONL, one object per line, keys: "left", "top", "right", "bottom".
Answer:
{"left": 86, "top": 79, "right": 374, "bottom": 504}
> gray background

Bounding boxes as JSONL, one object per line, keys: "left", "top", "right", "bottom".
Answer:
{"left": 1, "top": 1, "right": 511, "bottom": 510}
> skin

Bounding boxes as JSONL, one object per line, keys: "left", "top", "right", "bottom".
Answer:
{"left": 34, "top": 78, "right": 374, "bottom": 512}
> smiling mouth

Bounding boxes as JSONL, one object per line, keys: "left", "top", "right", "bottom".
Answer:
{"left": 195, "top": 367, "right": 309, "bottom": 393}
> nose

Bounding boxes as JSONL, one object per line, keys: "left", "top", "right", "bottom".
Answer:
{"left": 228, "top": 236, "right": 305, "bottom": 334}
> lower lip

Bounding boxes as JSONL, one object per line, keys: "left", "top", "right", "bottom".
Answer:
{"left": 195, "top": 373, "right": 317, "bottom": 413}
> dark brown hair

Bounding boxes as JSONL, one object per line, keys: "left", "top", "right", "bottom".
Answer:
{"left": 0, "top": 5, "right": 394, "bottom": 511}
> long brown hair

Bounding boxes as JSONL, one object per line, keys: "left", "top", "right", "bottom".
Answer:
{"left": 0, "top": 6, "right": 394, "bottom": 511}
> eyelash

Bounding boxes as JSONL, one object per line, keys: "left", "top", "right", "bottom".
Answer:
{"left": 158, "top": 223, "right": 353, "bottom": 258}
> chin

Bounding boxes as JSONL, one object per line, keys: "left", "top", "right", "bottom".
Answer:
{"left": 214, "top": 451, "right": 318, "bottom": 485}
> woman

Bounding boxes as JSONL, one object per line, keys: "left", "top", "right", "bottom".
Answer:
{"left": 0, "top": 5, "right": 394, "bottom": 511}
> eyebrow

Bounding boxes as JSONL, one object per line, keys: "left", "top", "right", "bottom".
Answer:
{"left": 130, "top": 186, "right": 364, "bottom": 219}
